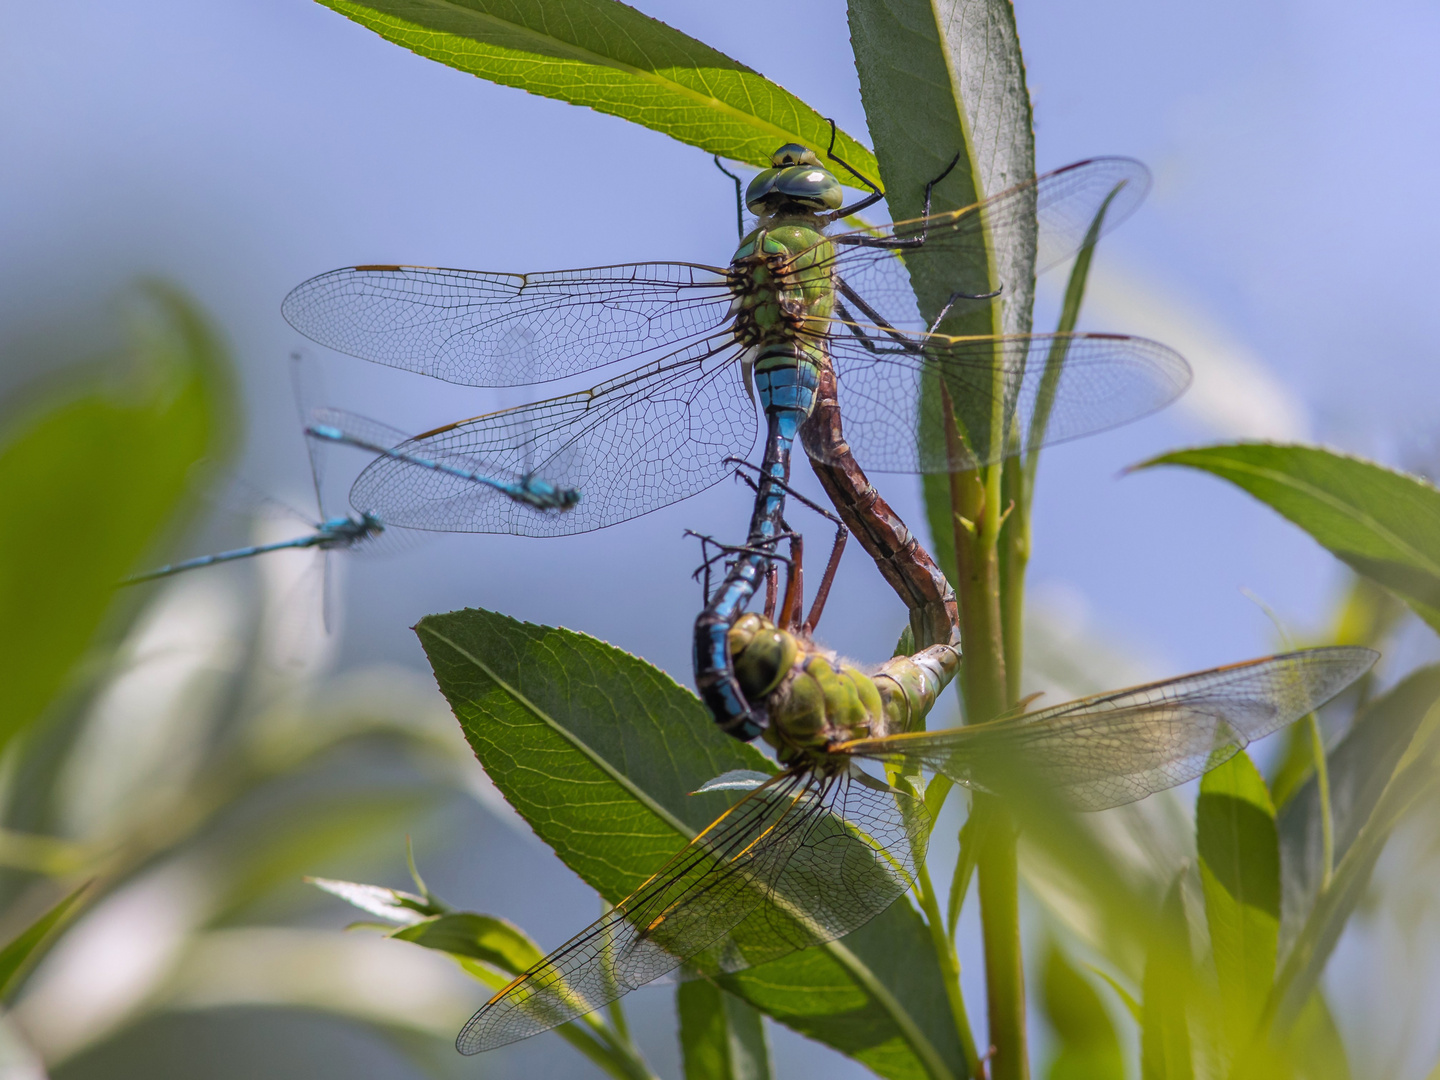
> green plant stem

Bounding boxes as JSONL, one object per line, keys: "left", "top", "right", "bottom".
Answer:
{"left": 916, "top": 843, "right": 982, "bottom": 1078}
{"left": 1305, "top": 713, "right": 1334, "bottom": 891}
{"left": 999, "top": 460, "right": 1029, "bottom": 706}
{"left": 947, "top": 430, "right": 1025, "bottom": 1079}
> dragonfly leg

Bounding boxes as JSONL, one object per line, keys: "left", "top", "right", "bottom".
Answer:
{"left": 830, "top": 150, "right": 967, "bottom": 249}
{"left": 926, "top": 285, "right": 1005, "bottom": 336}
{"left": 776, "top": 531, "right": 803, "bottom": 632}
{"left": 822, "top": 118, "right": 886, "bottom": 219}
{"left": 801, "top": 516, "right": 848, "bottom": 636}
{"left": 764, "top": 562, "right": 779, "bottom": 621}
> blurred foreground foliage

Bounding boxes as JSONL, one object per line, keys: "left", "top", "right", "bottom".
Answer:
{"left": 0, "top": 286, "right": 502, "bottom": 1077}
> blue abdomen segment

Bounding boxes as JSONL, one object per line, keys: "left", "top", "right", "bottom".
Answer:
{"left": 692, "top": 348, "right": 820, "bottom": 741}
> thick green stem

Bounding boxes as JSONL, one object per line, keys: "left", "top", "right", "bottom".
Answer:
{"left": 916, "top": 857, "right": 982, "bottom": 1078}
{"left": 975, "top": 798, "right": 1026, "bottom": 1080}
{"left": 999, "top": 460, "right": 1029, "bottom": 706}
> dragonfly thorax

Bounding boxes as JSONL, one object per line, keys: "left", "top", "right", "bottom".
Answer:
{"left": 319, "top": 512, "right": 384, "bottom": 548}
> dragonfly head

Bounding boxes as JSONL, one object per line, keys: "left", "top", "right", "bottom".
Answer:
{"left": 745, "top": 145, "right": 844, "bottom": 217}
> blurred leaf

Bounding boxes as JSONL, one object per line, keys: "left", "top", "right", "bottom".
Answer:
{"left": 678, "top": 979, "right": 772, "bottom": 1080}
{"left": 313, "top": 0, "right": 875, "bottom": 174}
{"left": 0, "top": 284, "right": 236, "bottom": 754}
{"left": 417, "top": 608, "right": 968, "bottom": 1080}
{"left": 1039, "top": 942, "right": 1123, "bottom": 1080}
{"left": 1278, "top": 665, "right": 1440, "bottom": 958}
{"left": 306, "top": 876, "right": 439, "bottom": 924}
{"left": 1140, "top": 875, "right": 1194, "bottom": 1080}
{"left": 0, "top": 880, "right": 90, "bottom": 1000}
{"left": 1196, "top": 752, "right": 1278, "bottom": 1056}
{"left": 1270, "top": 669, "right": 1440, "bottom": 1027}
{"left": 392, "top": 912, "right": 543, "bottom": 974}
{"left": 1139, "top": 445, "right": 1440, "bottom": 633}
{"left": 1086, "top": 966, "right": 1141, "bottom": 1025}
{"left": 1285, "top": 992, "right": 1351, "bottom": 1080}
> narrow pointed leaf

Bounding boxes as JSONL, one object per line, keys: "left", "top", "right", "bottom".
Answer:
{"left": 417, "top": 608, "right": 967, "bottom": 1080}
{"left": 1140, "top": 876, "right": 1194, "bottom": 1080}
{"left": 1278, "top": 665, "right": 1440, "bottom": 957}
{"left": 314, "top": 0, "right": 875, "bottom": 173}
{"left": 1139, "top": 445, "right": 1440, "bottom": 633}
{"left": 0, "top": 881, "right": 91, "bottom": 1000}
{"left": 1196, "top": 753, "right": 1279, "bottom": 1055}
{"left": 392, "top": 912, "right": 544, "bottom": 974}
{"left": 678, "top": 979, "right": 772, "bottom": 1080}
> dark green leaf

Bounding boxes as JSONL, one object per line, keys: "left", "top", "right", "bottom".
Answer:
{"left": 1138, "top": 445, "right": 1440, "bottom": 633}
{"left": 314, "top": 0, "right": 875, "bottom": 174}
{"left": 678, "top": 979, "right": 772, "bottom": 1080}
{"left": 392, "top": 912, "right": 544, "bottom": 974}
{"left": 1196, "top": 752, "right": 1279, "bottom": 1053}
{"left": 0, "top": 284, "right": 236, "bottom": 754}
{"left": 418, "top": 608, "right": 967, "bottom": 1080}
{"left": 1278, "top": 665, "right": 1440, "bottom": 958}
{"left": 1039, "top": 942, "right": 1123, "bottom": 1080}
{"left": 0, "top": 881, "right": 91, "bottom": 1000}
{"left": 1140, "top": 875, "right": 1194, "bottom": 1080}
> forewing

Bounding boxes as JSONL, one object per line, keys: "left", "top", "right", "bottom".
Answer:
{"left": 840, "top": 647, "right": 1377, "bottom": 811}
{"left": 824, "top": 158, "right": 1150, "bottom": 334}
{"left": 281, "top": 262, "right": 734, "bottom": 387}
{"left": 814, "top": 330, "right": 1190, "bottom": 472}
{"left": 349, "top": 338, "right": 756, "bottom": 536}
{"left": 456, "top": 771, "right": 928, "bottom": 1054}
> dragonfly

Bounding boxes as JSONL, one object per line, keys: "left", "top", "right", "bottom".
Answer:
{"left": 458, "top": 609, "right": 1376, "bottom": 1054}
{"left": 125, "top": 378, "right": 579, "bottom": 591}
{"left": 282, "top": 142, "right": 1190, "bottom": 544}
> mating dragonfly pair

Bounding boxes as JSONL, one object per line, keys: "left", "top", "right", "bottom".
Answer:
{"left": 134, "top": 138, "right": 1376, "bottom": 1055}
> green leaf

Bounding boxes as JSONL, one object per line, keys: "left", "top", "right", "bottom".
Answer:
{"left": 1140, "top": 876, "right": 1194, "bottom": 1080}
{"left": 1268, "top": 668, "right": 1440, "bottom": 1029}
{"left": 313, "top": 0, "right": 875, "bottom": 174}
{"left": 846, "top": 0, "right": 1035, "bottom": 568}
{"left": 0, "top": 284, "right": 236, "bottom": 754}
{"left": 0, "top": 880, "right": 91, "bottom": 1000}
{"left": 306, "top": 876, "right": 441, "bottom": 924}
{"left": 1278, "top": 665, "right": 1440, "bottom": 958}
{"left": 1196, "top": 752, "right": 1279, "bottom": 1055}
{"left": 678, "top": 979, "right": 772, "bottom": 1080}
{"left": 1039, "top": 942, "right": 1123, "bottom": 1080}
{"left": 392, "top": 912, "right": 544, "bottom": 974}
{"left": 1138, "top": 444, "right": 1440, "bottom": 633}
{"left": 417, "top": 608, "right": 967, "bottom": 1080}
{"left": 1284, "top": 992, "right": 1351, "bottom": 1080}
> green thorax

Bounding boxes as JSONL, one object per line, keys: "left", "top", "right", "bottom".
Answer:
{"left": 728, "top": 614, "right": 961, "bottom": 768}
{"left": 728, "top": 222, "right": 835, "bottom": 367}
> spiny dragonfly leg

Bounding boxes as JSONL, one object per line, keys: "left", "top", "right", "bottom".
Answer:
{"left": 926, "top": 285, "right": 1005, "bottom": 335}
{"left": 764, "top": 561, "right": 779, "bottom": 621}
{"left": 713, "top": 155, "right": 745, "bottom": 242}
{"left": 831, "top": 149, "right": 965, "bottom": 249}
{"left": 822, "top": 118, "right": 885, "bottom": 219}
{"left": 684, "top": 530, "right": 797, "bottom": 607}
{"left": 802, "top": 514, "right": 848, "bottom": 637}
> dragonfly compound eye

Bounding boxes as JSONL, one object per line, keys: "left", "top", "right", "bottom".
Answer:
{"left": 729, "top": 614, "right": 798, "bottom": 699}
{"left": 745, "top": 162, "right": 844, "bottom": 213}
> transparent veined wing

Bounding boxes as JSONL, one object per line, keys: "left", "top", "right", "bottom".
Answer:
{"left": 837, "top": 647, "right": 1377, "bottom": 811}
{"left": 820, "top": 157, "right": 1151, "bottom": 336}
{"left": 281, "top": 262, "right": 734, "bottom": 387}
{"left": 810, "top": 328, "right": 1190, "bottom": 472}
{"left": 349, "top": 336, "right": 756, "bottom": 536}
{"left": 457, "top": 770, "right": 927, "bottom": 1054}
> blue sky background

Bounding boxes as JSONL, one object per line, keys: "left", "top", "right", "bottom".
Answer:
{"left": 4, "top": 1, "right": 1439, "bottom": 1076}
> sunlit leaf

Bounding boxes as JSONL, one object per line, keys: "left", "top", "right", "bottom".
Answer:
{"left": 0, "top": 881, "right": 90, "bottom": 1000}
{"left": 306, "top": 876, "right": 438, "bottom": 924}
{"left": 1140, "top": 875, "right": 1194, "bottom": 1080}
{"left": 1039, "top": 941, "right": 1123, "bottom": 1080}
{"left": 392, "top": 912, "right": 544, "bottom": 974}
{"left": 1196, "top": 753, "right": 1278, "bottom": 1057}
{"left": 417, "top": 607, "right": 968, "bottom": 1080}
{"left": 1139, "top": 445, "right": 1440, "bottom": 634}
{"left": 678, "top": 979, "right": 772, "bottom": 1080}
{"left": 313, "top": 0, "right": 875, "bottom": 173}
{"left": 0, "top": 284, "right": 236, "bottom": 754}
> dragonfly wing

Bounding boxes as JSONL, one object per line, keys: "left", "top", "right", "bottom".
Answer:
{"left": 348, "top": 337, "right": 756, "bottom": 536}
{"left": 839, "top": 647, "right": 1377, "bottom": 811}
{"left": 824, "top": 158, "right": 1151, "bottom": 335}
{"left": 282, "top": 262, "right": 735, "bottom": 387}
{"left": 457, "top": 771, "right": 927, "bottom": 1054}
{"left": 814, "top": 330, "right": 1190, "bottom": 472}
